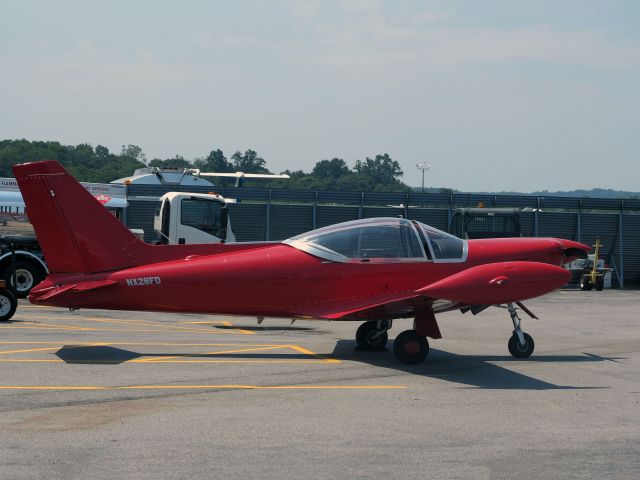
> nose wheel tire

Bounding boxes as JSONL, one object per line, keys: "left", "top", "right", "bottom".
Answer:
{"left": 393, "top": 330, "right": 429, "bottom": 364}
{"left": 508, "top": 332, "right": 535, "bottom": 358}
{"left": 355, "top": 321, "right": 389, "bottom": 350}
{"left": 0, "top": 288, "right": 17, "bottom": 322}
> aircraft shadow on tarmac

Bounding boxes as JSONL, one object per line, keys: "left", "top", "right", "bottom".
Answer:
{"left": 54, "top": 345, "right": 320, "bottom": 364}
{"left": 330, "top": 340, "right": 621, "bottom": 391}
{"left": 55, "top": 343, "right": 621, "bottom": 391}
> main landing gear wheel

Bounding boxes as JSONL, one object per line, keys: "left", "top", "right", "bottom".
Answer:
{"left": 508, "top": 332, "right": 535, "bottom": 358}
{"left": 0, "top": 288, "right": 17, "bottom": 322}
{"left": 393, "top": 330, "right": 429, "bottom": 364}
{"left": 355, "top": 321, "right": 389, "bottom": 350}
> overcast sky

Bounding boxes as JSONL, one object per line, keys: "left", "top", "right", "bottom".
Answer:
{"left": 1, "top": 0, "right": 639, "bottom": 191}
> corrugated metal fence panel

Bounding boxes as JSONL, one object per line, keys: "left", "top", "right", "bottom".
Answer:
{"left": 227, "top": 203, "right": 266, "bottom": 241}
{"left": 317, "top": 191, "right": 362, "bottom": 205}
{"left": 538, "top": 212, "right": 577, "bottom": 239}
{"left": 270, "top": 205, "right": 313, "bottom": 240}
{"left": 408, "top": 193, "right": 451, "bottom": 207}
{"left": 316, "top": 206, "right": 360, "bottom": 228}
{"left": 495, "top": 195, "right": 538, "bottom": 209}
{"left": 581, "top": 198, "right": 625, "bottom": 210}
{"left": 126, "top": 199, "right": 160, "bottom": 242}
{"left": 622, "top": 214, "right": 640, "bottom": 284}
{"left": 451, "top": 193, "right": 496, "bottom": 208}
{"left": 625, "top": 199, "right": 640, "bottom": 210}
{"left": 519, "top": 212, "right": 535, "bottom": 237}
{"left": 223, "top": 187, "right": 270, "bottom": 202}
{"left": 271, "top": 189, "right": 317, "bottom": 203}
{"left": 540, "top": 197, "right": 579, "bottom": 209}
{"left": 363, "top": 192, "right": 407, "bottom": 205}
{"left": 362, "top": 207, "right": 405, "bottom": 219}
{"left": 406, "top": 209, "right": 450, "bottom": 231}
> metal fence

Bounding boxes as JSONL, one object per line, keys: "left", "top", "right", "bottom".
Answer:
{"left": 126, "top": 185, "right": 640, "bottom": 287}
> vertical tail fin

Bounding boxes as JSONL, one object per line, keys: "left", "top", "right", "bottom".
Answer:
{"left": 13, "top": 161, "right": 148, "bottom": 274}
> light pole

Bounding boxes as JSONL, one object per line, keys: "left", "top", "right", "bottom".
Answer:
{"left": 416, "top": 163, "right": 431, "bottom": 193}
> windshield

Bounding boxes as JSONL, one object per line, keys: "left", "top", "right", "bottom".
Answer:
{"left": 284, "top": 218, "right": 425, "bottom": 262}
{"left": 417, "top": 223, "right": 467, "bottom": 262}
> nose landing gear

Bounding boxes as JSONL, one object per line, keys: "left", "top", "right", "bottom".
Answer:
{"left": 506, "top": 302, "right": 535, "bottom": 358}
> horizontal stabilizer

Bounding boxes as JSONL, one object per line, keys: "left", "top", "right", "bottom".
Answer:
{"left": 31, "top": 279, "right": 117, "bottom": 301}
{"left": 418, "top": 261, "right": 571, "bottom": 305}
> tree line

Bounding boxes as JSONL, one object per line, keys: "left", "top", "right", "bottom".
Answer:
{"left": 0, "top": 139, "right": 410, "bottom": 192}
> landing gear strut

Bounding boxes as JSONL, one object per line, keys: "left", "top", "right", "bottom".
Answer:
{"left": 506, "top": 302, "right": 535, "bottom": 358}
{"left": 355, "top": 320, "right": 392, "bottom": 350}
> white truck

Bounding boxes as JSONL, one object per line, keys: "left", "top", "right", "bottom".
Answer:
{"left": 153, "top": 191, "right": 235, "bottom": 245}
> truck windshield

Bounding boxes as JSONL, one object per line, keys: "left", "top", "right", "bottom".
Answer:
{"left": 180, "top": 198, "right": 226, "bottom": 239}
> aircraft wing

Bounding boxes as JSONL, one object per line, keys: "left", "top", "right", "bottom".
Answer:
{"left": 297, "top": 261, "right": 571, "bottom": 321}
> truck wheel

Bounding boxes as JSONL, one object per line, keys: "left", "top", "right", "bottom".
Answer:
{"left": 4, "top": 261, "right": 45, "bottom": 298}
{"left": 580, "top": 276, "right": 592, "bottom": 291}
{"left": 0, "top": 288, "right": 17, "bottom": 321}
{"left": 595, "top": 278, "right": 604, "bottom": 291}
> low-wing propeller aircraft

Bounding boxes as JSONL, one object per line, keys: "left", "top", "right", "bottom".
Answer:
{"left": 12, "top": 161, "right": 589, "bottom": 364}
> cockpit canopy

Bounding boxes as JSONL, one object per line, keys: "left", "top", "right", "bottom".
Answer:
{"left": 283, "top": 218, "right": 467, "bottom": 263}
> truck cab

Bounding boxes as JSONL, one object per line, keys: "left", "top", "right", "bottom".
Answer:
{"left": 153, "top": 192, "right": 235, "bottom": 244}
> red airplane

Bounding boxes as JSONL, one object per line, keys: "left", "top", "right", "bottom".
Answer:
{"left": 13, "top": 161, "right": 589, "bottom": 364}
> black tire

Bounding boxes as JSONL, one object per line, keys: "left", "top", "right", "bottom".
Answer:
{"left": 393, "top": 330, "right": 429, "bottom": 364}
{"left": 4, "top": 260, "right": 45, "bottom": 298}
{"left": 580, "top": 277, "right": 592, "bottom": 291}
{"left": 0, "top": 288, "right": 17, "bottom": 321}
{"left": 508, "top": 332, "right": 535, "bottom": 358}
{"left": 595, "top": 279, "right": 604, "bottom": 291}
{"left": 355, "top": 321, "right": 389, "bottom": 350}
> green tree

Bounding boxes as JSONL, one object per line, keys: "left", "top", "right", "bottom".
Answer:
{"left": 231, "top": 149, "right": 269, "bottom": 173}
{"left": 312, "top": 158, "right": 350, "bottom": 180}
{"left": 121, "top": 144, "right": 147, "bottom": 164}
{"left": 148, "top": 156, "right": 192, "bottom": 169}
{"left": 193, "top": 149, "right": 233, "bottom": 172}
{"left": 354, "top": 153, "right": 403, "bottom": 185}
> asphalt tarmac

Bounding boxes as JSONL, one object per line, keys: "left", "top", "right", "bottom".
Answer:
{"left": 0, "top": 290, "right": 638, "bottom": 479}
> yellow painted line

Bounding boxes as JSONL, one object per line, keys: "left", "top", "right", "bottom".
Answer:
{"left": 185, "top": 320, "right": 233, "bottom": 327}
{"left": 82, "top": 316, "right": 255, "bottom": 335}
{"left": 0, "top": 341, "right": 296, "bottom": 347}
{"left": 0, "top": 359, "right": 336, "bottom": 364}
{"left": 9, "top": 315, "right": 255, "bottom": 335}
{"left": 0, "top": 346, "right": 61, "bottom": 355}
{"left": 0, "top": 385, "right": 406, "bottom": 391}
{"left": 1, "top": 325, "right": 221, "bottom": 334}
{"left": 289, "top": 344, "right": 342, "bottom": 364}
{"left": 137, "top": 345, "right": 288, "bottom": 363}
{"left": 15, "top": 305, "right": 48, "bottom": 309}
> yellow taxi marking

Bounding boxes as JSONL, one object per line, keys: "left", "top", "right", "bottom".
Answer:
{"left": 187, "top": 321, "right": 233, "bottom": 327}
{"left": 10, "top": 315, "right": 255, "bottom": 335}
{"left": 0, "top": 385, "right": 405, "bottom": 391}
{"left": 289, "top": 344, "right": 341, "bottom": 364}
{"left": 0, "top": 342, "right": 341, "bottom": 364}
{"left": 7, "top": 316, "right": 255, "bottom": 335}
{"left": 0, "top": 346, "right": 61, "bottom": 355}
{"left": 81, "top": 316, "right": 255, "bottom": 335}
{"left": 137, "top": 345, "right": 286, "bottom": 362}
